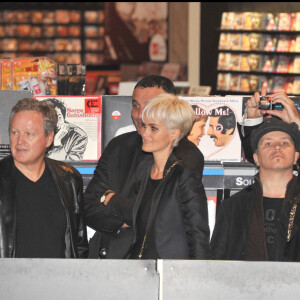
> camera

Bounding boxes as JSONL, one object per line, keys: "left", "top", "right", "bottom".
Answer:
{"left": 258, "top": 96, "right": 284, "bottom": 110}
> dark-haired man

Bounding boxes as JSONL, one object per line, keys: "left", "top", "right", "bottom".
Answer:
{"left": 84, "top": 75, "right": 205, "bottom": 258}
{"left": 207, "top": 106, "right": 236, "bottom": 147}
{"left": 211, "top": 117, "right": 300, "bottom": 261}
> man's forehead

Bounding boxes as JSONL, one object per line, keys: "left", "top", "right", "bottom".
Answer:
{"left": 259, "top": 131, "right": 293, "bottom": 142}
{"left": 132, "top": 86, "right": 166, "bottom": 103}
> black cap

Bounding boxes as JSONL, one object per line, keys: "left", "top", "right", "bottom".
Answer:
{"left": 250, "top": 117, "right": 300, "bottom": 152}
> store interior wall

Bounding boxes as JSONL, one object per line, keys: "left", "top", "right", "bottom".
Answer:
{"left": 200, "top": 2, "right": 300, "bottom": 95}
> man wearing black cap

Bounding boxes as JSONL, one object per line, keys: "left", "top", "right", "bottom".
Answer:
{"left": 211, "top": 117, "right": 300, "bottom": 261}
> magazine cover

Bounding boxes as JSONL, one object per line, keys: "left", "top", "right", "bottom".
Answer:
{"left": 275, "top": 55, "right": 290, "bottom": 73}
{"left": 180, "top": 96, "right": 243, "bottom": 162}
{"left": 293, "top": 56, "right": 300, "bottom": 73}
{"left": 289, "top": 35, "right": 296, "bottom": 52}
{"left": 248, "top": 54, "right": 261, "bottom": 72}
{"left": 249, "top": 75, "right": 260, "bottom": 92}
{"left": 217, "top": 73, "right": 230, "bottom": 91}
{"left": 240, "top": 75, "right": 250, "bottom": 92}
{"left": 229, "top": 74, "right": 240, "bottom": 91}
{"left": 291, "top": 13, "right": 300, "bottom": 31}
{"left": 240, "top": 54, "right": 250, "bottom": 72}
{"left": 233, "top": 12, "right": 244, "bottom": 30}
{"left": 271, "top": 76, "right": 286, "bottom": 93}
{"left": 259, "top": 76, "right": 273, "bottom": 94}
{"left": 241, "top": 33, "right": 250, "bottom": 51}
{"left": 220, "top": 12, "right": 235, "bottom": 29}
{"left": 277, "top": 13, "right": 292, "bottom": 31}
{"left": 229, "top": 33, "right": 242, "bottom": 50}
{"left": 0, "top": 90, "right": 33, "bottom": 160}
{"left": 295, "top": 36, "right": 300, "bottom": 52}
{"left": 218, "top": 33, "right": 230, "bottom": 50}
{"left": 251, "top": 12, "right": 263, "bottom": 30}
{"left": 249, "top": 33, "right": 262, "bottom": 51}
{"left": 242, "top": 12, "right": 252, "bottom": 30}
{"left": 35, "top": 96, "right": 102, "bottom": 162}
{"left": 262, "top": 55, "right": 275, "bottom": 72}
{"left": 263, "top": 13, "right": 278, "bottom": 30}
{"left": 229, "top": 54, "right": 241, "bottom": 71}
{"left": 293, "top": 77, "right": 300, "bottom": 94}
{"left": 276, "top": 34, "right": 290, "bottom": 52}
{"left": 285, "top": 77, "right": 295, "bottom": 94}
{"left": 263, "top": 35, "right": 277, "bottom": 52}
{"left": 217, "top": 52, "right": 231, "bottom": 70}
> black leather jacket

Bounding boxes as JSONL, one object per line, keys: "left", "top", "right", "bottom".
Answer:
{"left": 0, "top": 156, "right": 89, "bottom": 258}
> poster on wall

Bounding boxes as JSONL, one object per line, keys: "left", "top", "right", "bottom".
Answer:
{"left": 104, "top": 2, "right": 168, "bottom": 63}
{"left": 180, "top": 96, "right": 244, "bottom": 162}
{"left": 35, "top": 96, "right": 102, "bottom": 162}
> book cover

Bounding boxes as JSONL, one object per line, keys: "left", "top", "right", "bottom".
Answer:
{"left": 35, "top": 96, "right": 102, "bottom": 162}
{"left": 249, "top": 33, "right": 262, "bottom": 51}
{"left": 289, "top": 35, "right": 297, "bottom": 52}
{"left": 220, "top": 12, "right": 235, "bottom": 29}
{"left": 251, "top": 12, "right": 263, "bottom": 30}
{"left": 229, "top": 33, "right": 242, "bottom": 50}
{"left": 217, "top": 53, "right": 231, "bottom": 70}
{"left": 233, "top": 12, "right": 244, "bottom": 30}
{"left": 262, "top": 55, "right": 275, "bottom": 72}
{"left": 180, "top": 96, "right": 244, "bottom": 162}
{"left": 276, "top": 34, "right": 290, "bottom": 52}
{"left": 240, "top": 75, "right": 250, "bottom": 92}
{"left": 229, "top": 54, "right": 241, "bottom": 71}
{"left": 278, "top": 13, "right": 292, "bottom": 31}
{"left": 248, "top": 54, "right": 261, "bottom": 72}
{"left": 243, "top": 12, "right": 253, "bottom": 30}
{"left": 218, "top": 33, "right": 230, "bottom": 50}
{"left": 293, "top": 76, "right": 300, "bottom": 94}
{"left": 295, "top": 36, "right": 300, "bottom": 52}
{"left": 241, "top": 33, "right": 250, "bottom": 51}
{"left": 259, "top": 76, "right": 273, "bottom": 94}
{"left": 217, "top": 73, "right": 230, "bottom": 91}
{"left": 229, "top": 74, "right": 241, "bottom": 91}
{"left": 240, "top": 54, "right": 250, "bottom": 72}
{"left": 275, "top": 55, "right": 290, "bottom": 73}
{"left": 285, "top": 77, "right": 295, "bottom": 94}
{"left": 291, "top": 12, "right": 300, "bottom": 31}
{"left": 264, "top": 13, "right": 278, "bottom": 30}
{"left": 293, "top": 56, "right": 300, "bottom": 73}
{"left": 271, "top": 76, "right": 286, "bottom": 93}
{"left": 249, "top": 75, "right": 260, "bottom": 92}
{"left": 263, "top": 34, "right": 277, "bottom": 52}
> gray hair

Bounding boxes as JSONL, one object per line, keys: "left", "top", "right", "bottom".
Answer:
{"left": 9, "top": 98, "right": 58, "bottom": 136}
{"left": 142, "top": 93, "right": 195, "bottom": 147}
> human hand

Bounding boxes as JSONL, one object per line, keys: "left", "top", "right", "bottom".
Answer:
{"left": 102, "top": 191, "right": 115, "bottom": 206}
{"left": 266, "top": 92, "right": 300, "bottom": 128}
{"left": 246, "top": 88, "right": 268, "bottom": 119}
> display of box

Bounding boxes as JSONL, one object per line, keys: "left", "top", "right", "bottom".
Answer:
{"left": 35, "top": 96, "right": 102, "bottom": 162}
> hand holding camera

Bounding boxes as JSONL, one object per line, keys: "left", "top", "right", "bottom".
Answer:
{"left": 258, "top": 96, "right": 284, "bottom": 110}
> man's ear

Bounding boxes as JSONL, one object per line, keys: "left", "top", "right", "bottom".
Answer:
{"left": 46, "top": 131, "right": 55, "bottom": 148}
{"left": 253, "top": 152, "right": 259, "bottom": 167}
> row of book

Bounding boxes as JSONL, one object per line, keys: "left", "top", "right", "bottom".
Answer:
{"left": 218, "top": 53, "right": 300, "bottom": 73}
{"left": 0, "top": 10, "right": 105, "bottom": 24}
{"left": 221, "top": 12, "right": 300, "bottom": 31}
{"left": 217, "top": 73, "right": 300, "bottom": 95}
{"left": 219, "top": 32, "right": 300, "bottom": 52}
{"left": 0, "top": 24, "right": 105, "bottom": 38}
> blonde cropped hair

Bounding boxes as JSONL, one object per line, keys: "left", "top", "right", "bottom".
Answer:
{"left": 142, "top": 93, "right": 195, "bottom": 147}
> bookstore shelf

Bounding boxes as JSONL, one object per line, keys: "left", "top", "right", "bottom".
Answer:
{"left": 217, "top": 11, "right": 300, "bottom": 95}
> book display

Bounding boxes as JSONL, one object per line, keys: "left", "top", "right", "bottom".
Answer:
{"left": 217, "top": 11, "right": 300, "bottom": 94}
{"left": 0, "top": 9, "right": 105, "bottom": 65}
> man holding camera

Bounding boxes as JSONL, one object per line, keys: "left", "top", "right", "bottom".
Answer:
{"left": 238, "top": 90, "right": 300, "bottom": 164}
{"left": 211, "top": 117, "right": 300, "bottom": 261}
